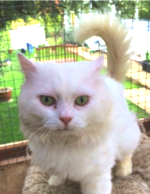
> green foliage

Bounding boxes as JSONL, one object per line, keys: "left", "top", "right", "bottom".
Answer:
{"left": 138, "top": 1, "right": 150, "bottom": 19}
{"left": 40, "top": 14, "right": 63, "bottom": 43}
{"left": 111, "top": 0, "right": 136, "bottom": 18}
{"left": 90, "top": 0, "right": 111, "bottom": 11}
{"left": 139, "top": 9, "right": 150, "bottom": 20}
{"left": 0, "top": 30, "right": 11, "bottom": 62}
{"left": 145, "top": 50, "right": 150, "bottom": 62}
{"left": 47, "top": 37, "right": 63, "bottom": 46}
{"left": 63, "top": 0, "right": 111, "bottom": 15}
{"left": 0, "top": 1, "right": 62, "bottom": 29}
{"left": 1, "top": 0, "right": 150, "bottom": 32}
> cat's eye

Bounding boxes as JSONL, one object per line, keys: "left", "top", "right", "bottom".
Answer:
{"left": 40, "top": 96, "right": 55, "bottom": 106}
{"left": 75, "top": 96, "right": 89, "bottom": 106}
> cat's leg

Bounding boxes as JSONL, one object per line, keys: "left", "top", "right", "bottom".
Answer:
{"left": 115, "top": 120, "right": 140, "bottom": 177}
{"left": 81, "top": 172, "right": 112, "bottom": 194}
{"left": 115, "top": 154, "right": 132, "bottom": 177}
{"left": 48, "top": 175, "right": 64, "bottom": 186}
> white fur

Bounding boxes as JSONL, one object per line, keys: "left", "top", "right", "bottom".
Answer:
{"left": 18, "top": 13, "right": 140, "bottom": 194}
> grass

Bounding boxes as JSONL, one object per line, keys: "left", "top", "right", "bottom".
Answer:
{"left": 0, "top": 48, "right": 148, "bottom": 144}
{"left": 127, "top": 100, "right": 149, "bottom": 118}
{"left": 0, "top": 71, "right": 24, "bottom": 144}
{"left": 0, "top": 99, "right": 24, "bottom": 144}
{"left": 123, "top": 80, "right": 142, "bottom": 89}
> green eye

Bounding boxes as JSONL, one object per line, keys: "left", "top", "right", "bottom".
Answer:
{"left": 75, "top": 96, "right": 89, "bottom": 106}
{"left": 40, "top": 96, "right": 55, "bottom": 106}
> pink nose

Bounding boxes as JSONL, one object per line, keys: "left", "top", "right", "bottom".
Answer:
{"left": 59, "top": 117, "right": 72, "bottom": 125}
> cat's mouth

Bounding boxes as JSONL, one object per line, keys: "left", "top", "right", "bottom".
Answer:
{"left": 57, "top": 126, "right": 74, "bottom": 132}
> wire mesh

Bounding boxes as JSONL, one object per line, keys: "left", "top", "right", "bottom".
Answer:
{"left": 0, "top": 0, "right": 150, "bottom": 164}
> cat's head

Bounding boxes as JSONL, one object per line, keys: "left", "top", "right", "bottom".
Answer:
{"left": 18, "top": 54, "right": 112, "bottom": 146}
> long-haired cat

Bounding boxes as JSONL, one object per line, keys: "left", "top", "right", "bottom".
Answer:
{"left": 18, "top": 13, "right": 140, "bottom": 194}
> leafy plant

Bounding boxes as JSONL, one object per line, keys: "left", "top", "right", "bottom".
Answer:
{"left": 145, "top": 50, "right": 150, "bottom": 62}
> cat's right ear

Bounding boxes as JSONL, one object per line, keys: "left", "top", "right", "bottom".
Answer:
{"left": 92, "top": 55, "right": 104, "bottom": 72}
{"left": 18, "top": 53, "right": 36, "bottom": 76}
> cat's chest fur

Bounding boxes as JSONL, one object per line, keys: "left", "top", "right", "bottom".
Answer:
{"left": 31, "top": 140, "right": 115, "bottom": 181}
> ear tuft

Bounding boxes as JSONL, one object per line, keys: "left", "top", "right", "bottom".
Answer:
{"left": 18, "top": 53, "right": 36, "bottom": 73}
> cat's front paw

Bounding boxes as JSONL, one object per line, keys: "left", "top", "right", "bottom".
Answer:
{"left": 115, "top": 157, "right": 132, "bottom": 177}
{"left": 115, "top": 164, "right": 132, "bottom": 177}
{"left": 48, "top": 175, "right": 64, "bottom": 186}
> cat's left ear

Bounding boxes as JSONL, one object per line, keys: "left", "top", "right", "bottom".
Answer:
{"left": 18, "top": 53, "right": 36, "bottom": 75}
{"left": 92, "top": 56, "right": 104, "bottom": 72}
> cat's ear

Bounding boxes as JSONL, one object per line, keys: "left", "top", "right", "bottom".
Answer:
{"left": 92, "top": 56, "right": 104, "bottom": 72}
{"left": 18, "top": 53, "right": 36, "bottom": 75}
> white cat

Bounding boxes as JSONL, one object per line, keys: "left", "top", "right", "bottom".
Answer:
{"left": 18, "top": 13, "right": 140, "bottom": 194}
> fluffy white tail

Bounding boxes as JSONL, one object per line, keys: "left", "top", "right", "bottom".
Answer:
{"left": 74, "top": 13, "right": 131, "bottom": 82}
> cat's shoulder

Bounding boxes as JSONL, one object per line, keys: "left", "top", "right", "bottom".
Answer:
{"left": 102, "top": 76, "right": 124, "bottom": 92}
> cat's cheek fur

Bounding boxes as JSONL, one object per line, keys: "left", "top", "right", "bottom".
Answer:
{"left": 19, "top": 96, "right": 60, "bottom": 132}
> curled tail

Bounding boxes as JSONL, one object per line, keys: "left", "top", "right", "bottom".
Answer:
{"left": 74, "top": 13, "right": 131, "bottom": 83}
